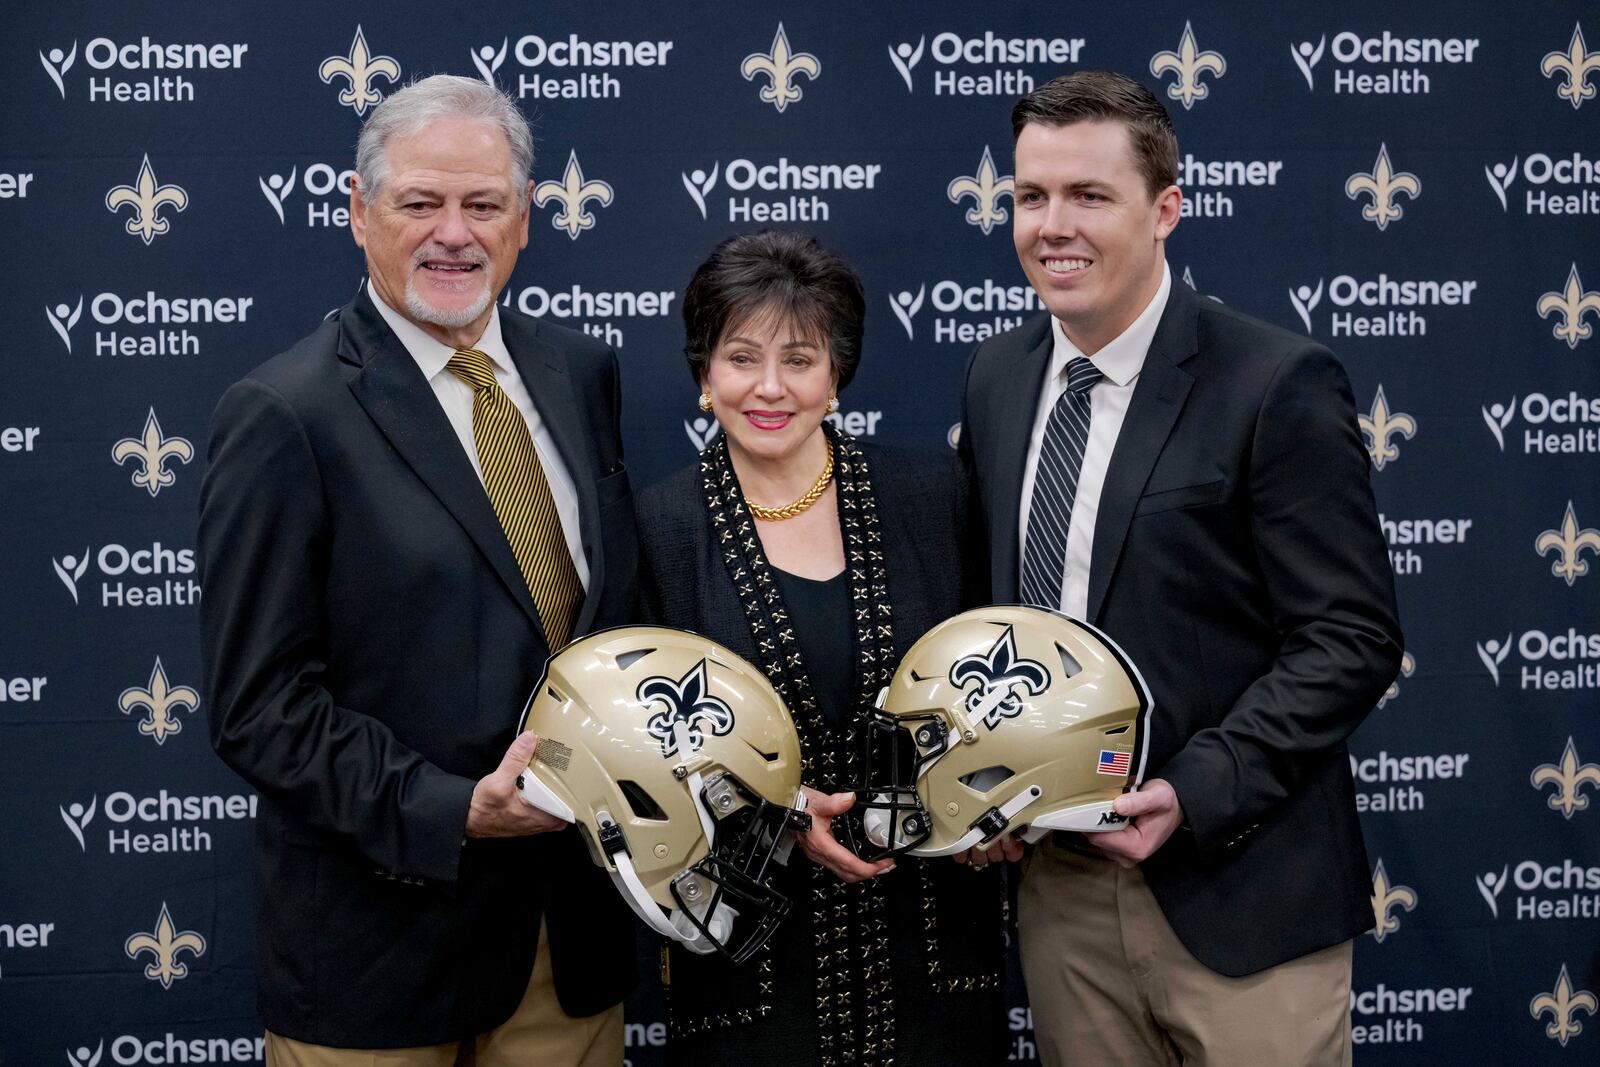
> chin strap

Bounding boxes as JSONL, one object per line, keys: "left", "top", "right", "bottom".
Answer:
{"left": 913, "top": 784, "right": 1043, "bottom": 857}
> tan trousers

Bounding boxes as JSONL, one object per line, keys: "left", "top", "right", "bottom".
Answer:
{"left": 265, "top": 921, "right": 625, "bottom": 1067}
{"left": 1018, "top": 838, "right": 1353, "bottom": 1067}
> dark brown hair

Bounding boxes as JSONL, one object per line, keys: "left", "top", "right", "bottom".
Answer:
{"left": 682, "top": 229, "right": 866, "bottom": 390}
{"left": 1011, "top": 70, "right": 1178, "bottom": 200}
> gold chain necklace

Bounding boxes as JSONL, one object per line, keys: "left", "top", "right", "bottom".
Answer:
{"left": 746, "top": 441, "right": 834, "bottom": 522}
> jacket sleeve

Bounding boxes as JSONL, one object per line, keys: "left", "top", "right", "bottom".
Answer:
{"left": 1158, "top": 345, "right": 1404, "bottom": 852}
{"left": 198, "top": 377, "right": 475, "bottom": 885}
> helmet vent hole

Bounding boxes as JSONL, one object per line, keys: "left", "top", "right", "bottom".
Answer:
{"left": 1055, "top": 644, "right": 1082, "bottom": 678}
{"left": 958, "top": 765, "right": 1016, "bottom": 792}
{"left": 614, "top": 648, "right": 655, "bottom": 671}
{"left": 618, "top": 779, "right": 669, "bottom": 821}
{"left": 909, "top": 669, "right": 929, "bottom": 682}
{"left": 743, "top": 741, "right": 782, "bottom": 763}
{"left": 546, "top": 685, "right": 565, "bottom": 702}
{"left": 1104, "top": 725, "right": 1130, "bottom": 735}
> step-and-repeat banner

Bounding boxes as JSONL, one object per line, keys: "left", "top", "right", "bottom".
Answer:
{"left": 3, "top": 2, "right": 1597, "bottom": 1064}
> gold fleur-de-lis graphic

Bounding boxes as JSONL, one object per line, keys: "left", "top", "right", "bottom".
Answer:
{"left": 105, "top": 155, "right": 188, "bottom": 245}
{"left": 1531, "top": 965, "right": 1598, "bottom": 1047}
{"left": 119, "top": 658, "right": 200, "bottom": 745}
{"left": 1542, "top": 23, "right": 1600, "bottom": 109}
{"left": 948, "top": 146, "right": 1015, "bottom": 236}
{"left": 125, "top": 903, "right": 206, "bottom": 989}
{"left": 319, "top": 25, "right": 400, "bottom": 116}
{"left": 1149, "top": 22, "right": 1226, "bottom": 110}
{"left": 1536, "top": 501, "right": 1600, "bottom": 586}
{"left": 1536, "top": 263, "right": 1600, "bottom": 349}
{"left": 1345, "top": 144, "right": 1420, "bottom": 231}
{"left": 111, "top": 408, "right": 194, "bottom": 497}
{"left": 1531, "top": 737, "right": 1600, "bottom": 819}
{"left": 741, "top": 23, "right": 819, "bottom": 113}
{"left": 1378, "top": 651, "right": 1415, "bottom": 709}
{"left": 1369, "top": 859, "right": 1417, "bottom": 944}
{"left": 1358, "top": 385, "right": 1416, "bottom": 472}
{"left": 532, "top": 151, "right": 614, "bottom": 240}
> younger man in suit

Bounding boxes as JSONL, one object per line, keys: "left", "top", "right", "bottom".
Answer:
{"left": 957, "top": 71, "right": 1402, "bottom": 1066}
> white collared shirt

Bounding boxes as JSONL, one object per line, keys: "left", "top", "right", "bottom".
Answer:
{"left": 368, "top": 288, "right": 589, "bottom": 590}
{"left": 1018, "top": 262, "right": 1172, "bottom": 619}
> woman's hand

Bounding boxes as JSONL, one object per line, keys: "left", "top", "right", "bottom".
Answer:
{"left": 794, "top": 787, "right": 897, "bottom": 883}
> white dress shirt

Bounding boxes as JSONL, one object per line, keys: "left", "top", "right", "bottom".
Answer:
{"left": 1018, "top": 262, "right": 1172, "bottom": 619}
{"left": 369, "top": 288, "right": 589, "bottom": 590}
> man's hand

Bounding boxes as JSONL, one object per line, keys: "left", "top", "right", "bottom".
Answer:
{"left": 1093, "top": 778, "right": 1184, "bottom": 869}
{"left": 951, "top": 833, "right": 1023, "bottom": 868}
{"left": 795, "top": 788, "right": 896, "bottom": 883}
{"left": 465, "top": 732, "right": 570, "bottom": 838}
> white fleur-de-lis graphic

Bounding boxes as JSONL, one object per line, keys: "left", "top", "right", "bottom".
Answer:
{"left": 948, "top": 146, "right": 1015, "bottom": 235}
{"left": 319, "top": 25, "right": 400, "bottom": 116}
{"left": 741, "top": 23, "right": 820, "bottom": 113}
{"left": 949, "top": 625, "right": 1051, "bottom": 730}
{"left": 640, "top": 659, "right": 735, "bottom": 758}
{"left": 533, "top": 151, "right": 614, "bottom": 240}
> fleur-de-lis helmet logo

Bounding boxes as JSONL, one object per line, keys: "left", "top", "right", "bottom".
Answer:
{"left": 319, "top": 25, "right": 400, "bottom": 116}
{"left": 105, "top": 155, "right": 188, "bottom": 245}
{"left": 948, "top": 146, "right": 1015, "bottom": 236}
{"left": 641, "top": 659, "right": 735, "bottom": 758}
{"left": 1149, "top": 22, "right": 1226, "bottom": 110}
{"left": 741, "top": 23, "right": 819, "bottom": 113}
{"left": 949, "top": 625, "right": 1051, "bottom": 730}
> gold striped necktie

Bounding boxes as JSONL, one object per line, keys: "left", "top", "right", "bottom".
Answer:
{"left": 446, "top": 348, "right": 583, "bottom": 648}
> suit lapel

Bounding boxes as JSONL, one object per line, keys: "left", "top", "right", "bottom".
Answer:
{"left": 988, "top": 317, "right": 1055, "bottom": 600}
{"left": 342, "top": 291, "right": 546, "bottom": 633}
{"left": 499, "top": 313, "right": 608, "bottom": 638}
{"left": 1086, "top": 286, "right": 1198, "bottom": 624}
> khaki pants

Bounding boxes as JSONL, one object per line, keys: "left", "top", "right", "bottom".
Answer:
{"left": 266, "top": 921, "right": 624, "bottom": 1067}
{"left": 1018, "top": 838, "right": 1352, "bottom": 1067}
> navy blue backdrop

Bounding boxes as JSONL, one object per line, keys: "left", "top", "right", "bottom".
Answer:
{"left": 3, "top": 2, "right": 1598, "bottom": 1064}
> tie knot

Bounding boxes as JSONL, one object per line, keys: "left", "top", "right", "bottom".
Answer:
{"left": 446, "top": 348, "right": 497, "bottom": 392}
{"left": 1065, "top": 357, "right": 1102, "bottom": 395}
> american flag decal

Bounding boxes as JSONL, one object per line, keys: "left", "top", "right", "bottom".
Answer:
{"left": 1097, "top": 749, "right": 1131, "bottom": 776}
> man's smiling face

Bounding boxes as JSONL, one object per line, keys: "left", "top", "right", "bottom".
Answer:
{"left": 1012, "top": 119, "right": 1179, "bottom": 355}
{"left": 352, "top": 115, "right": 532, "bottom": 346}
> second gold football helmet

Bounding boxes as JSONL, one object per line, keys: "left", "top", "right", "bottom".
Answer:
{"left": 853, "top": 606, "right": 1152, "bottom": 857}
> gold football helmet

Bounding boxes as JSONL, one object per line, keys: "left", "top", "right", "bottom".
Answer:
{"left": 854, "top": 606, "right": 1151, "bottom": 857}
{"left": 516, "top": 626, "right": 810, "bottom": 962}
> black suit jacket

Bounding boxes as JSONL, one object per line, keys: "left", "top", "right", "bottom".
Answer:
{"left": 198, "top": 290, "right": 638, "bottom": 1047}
{"left": 962, "top": 280, "right": 1403, "bottom": 977}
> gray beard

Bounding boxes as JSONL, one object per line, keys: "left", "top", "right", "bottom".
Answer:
{"left": 404, "top": 276, "right": 492, "bottom": 329}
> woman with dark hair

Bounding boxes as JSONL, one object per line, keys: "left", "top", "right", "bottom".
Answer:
{"left": 637, "top": 229, "right": 1007, "bottom": 1066}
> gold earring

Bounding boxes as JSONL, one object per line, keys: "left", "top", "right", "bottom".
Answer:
{"left": 699, "top": 392, "right": 713, "bottom": 413}
{"left": 827, "top": 394, "right": 839, "bottom": 414}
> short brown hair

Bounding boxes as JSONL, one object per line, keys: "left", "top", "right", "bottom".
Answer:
{"left": 682, "top": 230, "right": 866, "bottom": 391}
{"left": 1011, "top": 71, "right": 1178, "bottom": 200}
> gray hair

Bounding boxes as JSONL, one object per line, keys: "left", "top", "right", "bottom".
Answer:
{"left": 355, "top": 75, "right": 534, "bottom": 204}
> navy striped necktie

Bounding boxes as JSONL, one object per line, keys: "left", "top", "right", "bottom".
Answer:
{"left": 1021, "top": 356, "right": 1103, "bottom": 610}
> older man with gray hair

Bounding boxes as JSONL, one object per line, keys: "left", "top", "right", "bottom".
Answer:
{"left": 200, "top": 74, "right": 637, "bottom": 1065}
